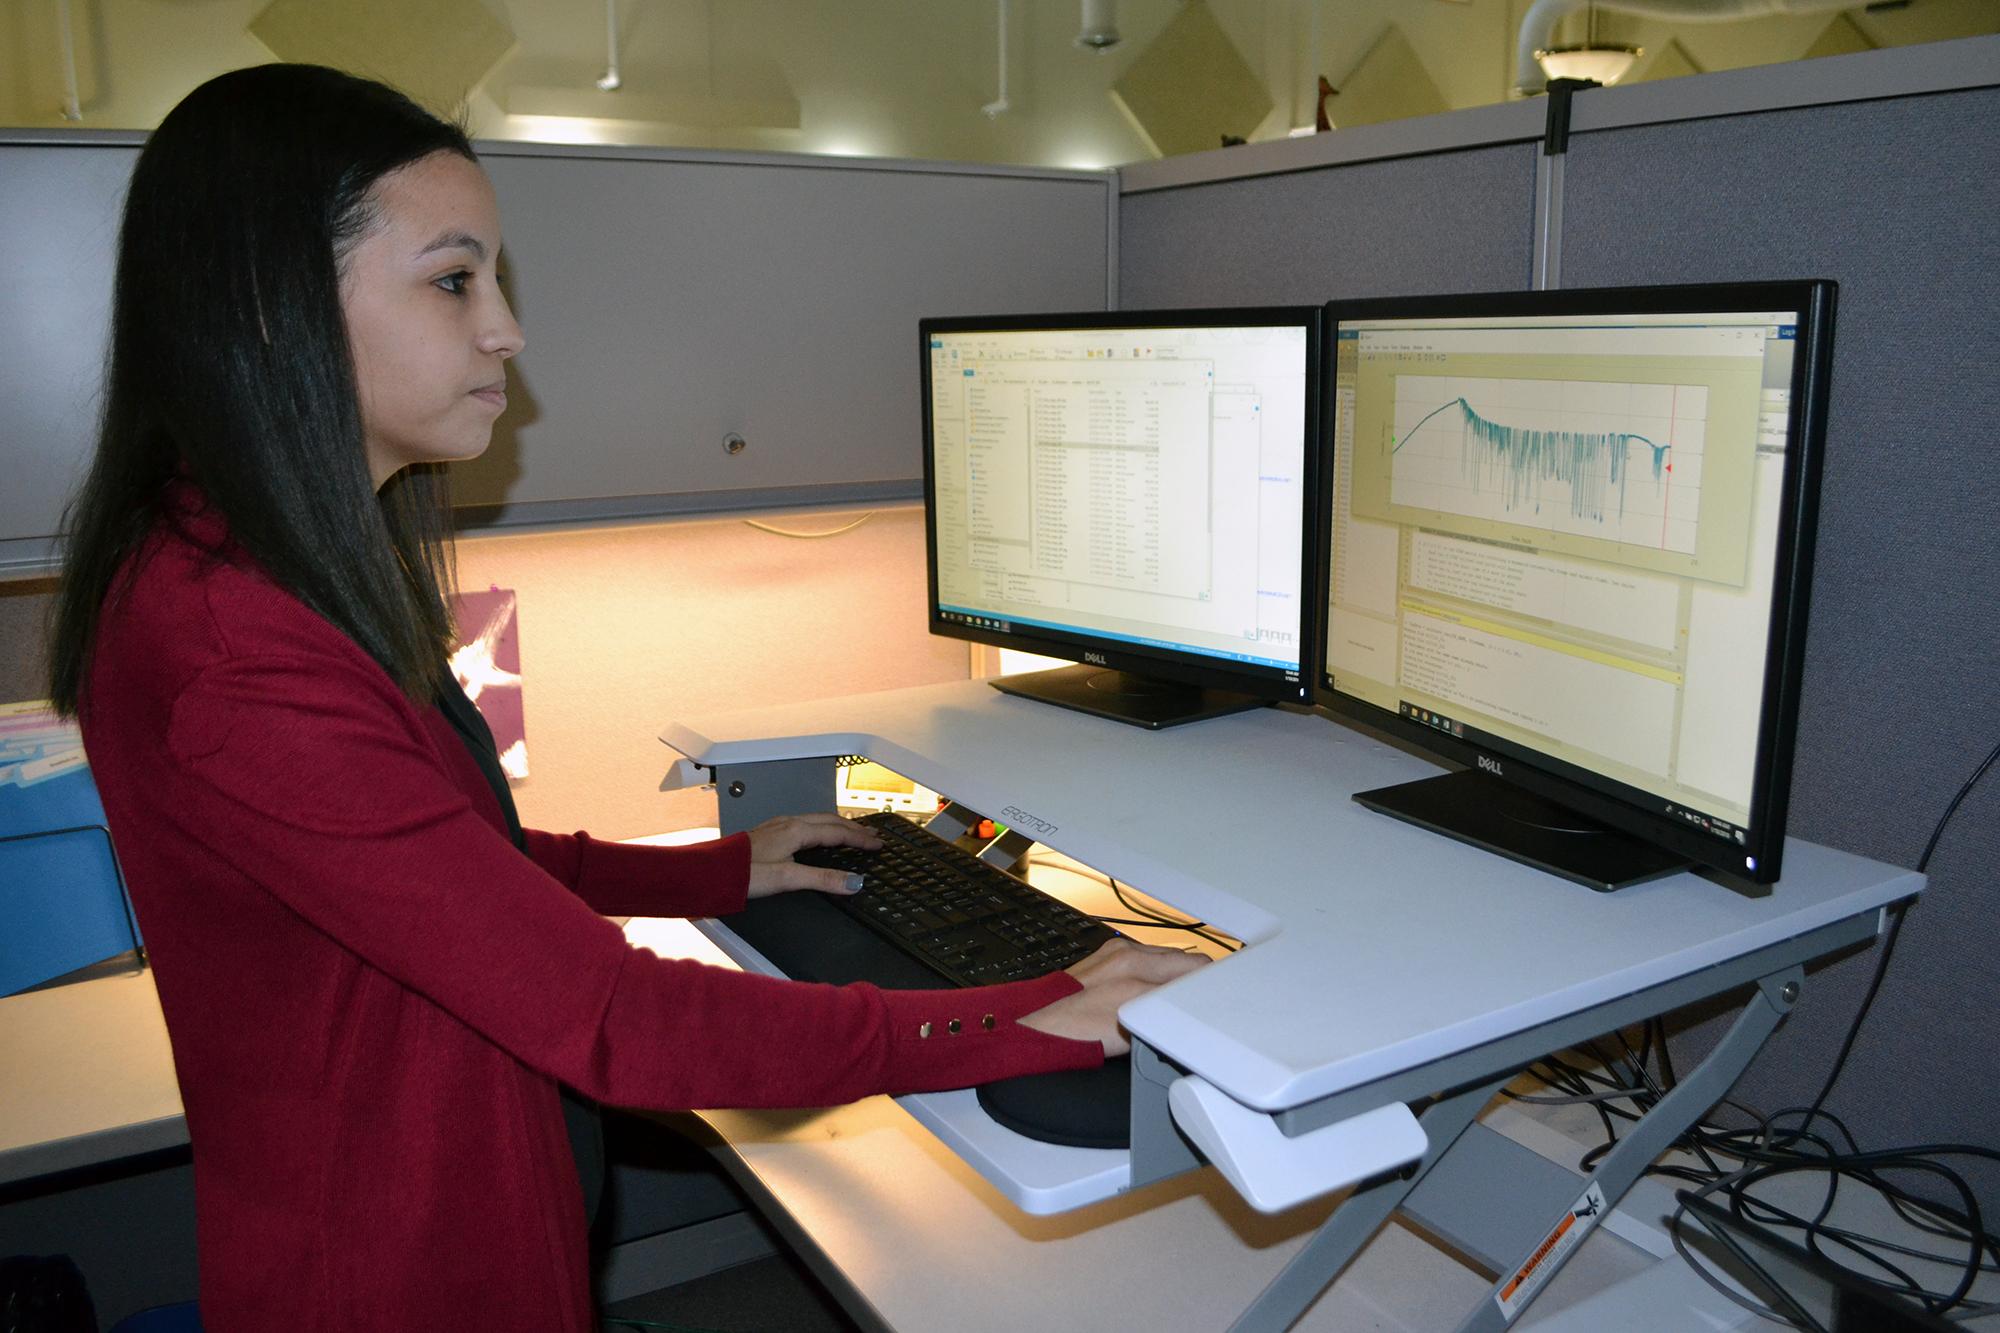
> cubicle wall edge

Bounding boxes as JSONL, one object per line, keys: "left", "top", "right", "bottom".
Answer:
{"left": 1116, "top": 34, "right": 2000, "bottom": 199}
{"left": 452, "top": 479, "right": 923, "bottom": 535}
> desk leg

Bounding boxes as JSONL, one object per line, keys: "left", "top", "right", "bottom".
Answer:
{"left": 1228, "top": 1075, "right": 1507, "bottom": 1333}
{"left": 1451, "top": 965, "right": 1802, "bottom": 1332}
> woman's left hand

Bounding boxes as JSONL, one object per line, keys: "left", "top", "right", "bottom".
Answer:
{"left": 744, "top": 812, "right": 884, "bottom": 900}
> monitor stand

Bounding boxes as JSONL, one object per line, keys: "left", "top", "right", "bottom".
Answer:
{"left": 989, "top": 665, "right": 1264, "bottom": 731}
{"left": 1354, "top": 768, "right": 1691, "bottom": 892}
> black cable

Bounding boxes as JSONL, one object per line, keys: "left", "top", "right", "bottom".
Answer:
{"left": 1658, "top": 1116, "right": 2000, "bottom": 1317}
{"left": 1783, "top": 737, "right": 1997, "bottom": 1150}
{"left": 1514, "top": 922, "right": 2000, "bottom": 1321}
{"left": 1107, "top": 879, "right": 1242, "bottom": 953}
{"left": 1023, "top": 853, "right": 1243, "bottom": 952}
{"left": 1915, "top": 741, "right": 1998, "bottom": 876}
{"left": 1093, "top": 914, "right": 1218, "bottom": 933}
{"left": 1107, "top": 877, "right": 1206, "bottom": 930}
{"left": 1648, "top": 1117, "right": 2000, "bottom": 1319}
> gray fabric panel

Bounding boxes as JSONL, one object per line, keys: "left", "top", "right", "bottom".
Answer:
{"left": 1562, "top": 88, "right": 2000, "bottom": 1188}
{"left": 0, "top": 583, "right": 55, "bottom": 703}
{"left": 463, "top": 157, "right": 1111, "bottom": 510}
{"left": 1118, "top": 145, "right": 1538, "bottom": 308}
{"left": 0, "top": 145, "right": 1110, "bottom": 544}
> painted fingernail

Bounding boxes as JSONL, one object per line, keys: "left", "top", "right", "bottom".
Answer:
{"left": 844, "top": 873, "right": 866, "bottom": 893}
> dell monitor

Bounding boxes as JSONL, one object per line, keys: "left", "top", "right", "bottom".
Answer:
{"left": 923, "top": 308, "right": 1323, "bottom": 729}
{"left": 1319, "top": 281, "right": 1835, "bottom": 890}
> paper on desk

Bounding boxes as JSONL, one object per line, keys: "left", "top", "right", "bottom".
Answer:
{"left": 449, "top": 587, "right": 528, "bottom": 781}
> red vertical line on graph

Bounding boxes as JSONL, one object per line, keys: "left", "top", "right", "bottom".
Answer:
{"left": 1661, "top": 386, "right": 1676, "bottom": 548}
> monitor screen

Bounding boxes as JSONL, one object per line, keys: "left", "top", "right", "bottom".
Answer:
{"left": 923, "top": 309, "right": 1321, "bottom": 727}
{"left": 1319, "top": 282, "right": 1834, "bottom": 887}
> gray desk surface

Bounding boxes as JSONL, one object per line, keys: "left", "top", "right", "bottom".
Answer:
{"left": 9, "top": 891, "right": 1973, "bottom": 1330}
{"left": 661, "top": 680, "right": 1923, "bottom": 1205}
{"left": 0, "top": 968, "right": 185, "bottom": 1186}
{"left": 0, "top": 916, "right": 1650, "bottom": 1332}
{"left": 631, "top": 916, "right": 1664, "bottom": 1333}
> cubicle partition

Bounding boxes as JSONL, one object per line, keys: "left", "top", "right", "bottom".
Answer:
{"left": 461, "top": 147, "right": 1116, "bottom": 525}
{"left": 1116, "top": 49, "right": 2000, "bottom": 1206}
{"left": 0, "top": 137, "right": 1118, "bottom": 570}
{"left": 1119, "top": 140, "right": 1537, "bottom": 308}
{"left": 1557, "top": 83, "right": 2000, "bottom": 1183}
{"left": 0, "top": 137, "right": 1119, "bottom": 832}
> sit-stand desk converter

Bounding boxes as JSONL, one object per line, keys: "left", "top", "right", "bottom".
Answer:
{"left": 661, "top": 678, "right": 1922, "bottom": 1333}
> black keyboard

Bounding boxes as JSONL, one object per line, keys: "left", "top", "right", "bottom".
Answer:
{"left": 720, "top": 810, "right": 1136, "bottom": 1150}
{"left": 797, "top": 811, "right": 1118, "bottom": 986}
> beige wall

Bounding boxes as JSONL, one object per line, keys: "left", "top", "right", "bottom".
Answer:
{"left": 0, "top": 505, "right": 966, "bottom": 840}
{"left": 10, "top": 1, "right": 1989, "bottom": 167}
{"left": 451, "top": 502, "right": 967, "bottom": 840}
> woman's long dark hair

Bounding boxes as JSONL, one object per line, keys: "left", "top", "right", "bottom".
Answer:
{"left": 48, "top": 64, "right": 475, "bottom": 716}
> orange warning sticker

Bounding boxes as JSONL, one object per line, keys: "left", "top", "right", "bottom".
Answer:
{"left": 1495, "top": 1181, "right": 1606, "bottom": 1321}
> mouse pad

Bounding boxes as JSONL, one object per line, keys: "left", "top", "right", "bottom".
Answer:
{"left": 724, "top": 893, "right": 1131, "bottom": 1148}
{"left": 977, "top": 1060, "right": 1131, "bottom": 1150}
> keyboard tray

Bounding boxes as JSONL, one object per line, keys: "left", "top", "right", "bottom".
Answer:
{"left": 718, "top": 826, "right": 1134, "bottom": 1150}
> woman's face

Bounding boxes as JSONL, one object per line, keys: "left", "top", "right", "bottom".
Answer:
{"left": 340, "top": 151, "right": 524, "bottom": 488}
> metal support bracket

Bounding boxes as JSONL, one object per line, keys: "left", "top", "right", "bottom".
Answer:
{"left": 1210, "top": 956, "right": 1816, "bottom": 1333}
{"left": 1128, "top": 1039, "right": 1202, "bottom": 1189}
{"left": 1455, "top": 963, "right": 1802, "bottom": 1332}
{"left": 924, "top": 800, "right": 984, "bottom": 844}
{"left": 712, "top": 756, "right": 839, "bottom": 836}
{"left": 1228, "top": 1076, "right": 1505, "bottom": 1333}
{"left": 978, "top": 827, "right": 1037, "bottom": 873}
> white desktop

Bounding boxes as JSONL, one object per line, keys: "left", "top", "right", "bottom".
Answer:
{"left": 662, "top": 677, "right": 1918, "bottom": 1330}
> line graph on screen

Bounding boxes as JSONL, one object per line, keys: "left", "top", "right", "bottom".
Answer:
{"left": 1388, "top": 375, "right": 1708, "bottom": 554}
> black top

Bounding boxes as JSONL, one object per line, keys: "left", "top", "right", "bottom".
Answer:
{"left": 434, "top": 673, "right": 606, "bottom": 1228}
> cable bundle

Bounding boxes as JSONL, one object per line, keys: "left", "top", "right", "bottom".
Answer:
{"left": 1513, "top": 739, "right": 1999, "bottom": 1325}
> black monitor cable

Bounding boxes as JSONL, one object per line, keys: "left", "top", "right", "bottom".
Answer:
{"left": 1774, "top": 736, "right": 1999, "bottom": 1152}
{"left": 1511, "top": 738, "right": 2000, "bottom": 1324}
{"left": 1022, "top": 853, "right": 1242, "bottom": 953}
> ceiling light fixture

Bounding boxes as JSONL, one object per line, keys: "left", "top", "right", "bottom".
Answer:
{"left": 1532, "top": 1, "right": 1637, "bottom": 88}
{"left": 1534, "top": 44, "right": 1641, "bottom": 85}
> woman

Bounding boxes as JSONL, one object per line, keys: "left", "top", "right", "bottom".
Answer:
{"left": 48, "top": 64, "right": 1200, "bottom": 1331}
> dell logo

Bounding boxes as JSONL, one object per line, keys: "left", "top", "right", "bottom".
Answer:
{"left": 1083, "top": 652, "right": 1109, "bottom": 666}
{"left": 1477, "top": 755, "right": 1504, "bottom": 776}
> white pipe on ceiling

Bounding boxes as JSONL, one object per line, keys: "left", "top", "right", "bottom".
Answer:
{"left": 595, "top": 0, "right": 622, "bottom": 92}
{"left": 983, "top": 0, "right": 1011, "bottom": 117}
{"left": 56, "top": 0, "right": 83, "bottom": 121}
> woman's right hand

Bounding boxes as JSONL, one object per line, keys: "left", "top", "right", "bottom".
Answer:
{"left": 1019, "top": 938, "right": 1210, "bottom": 1057}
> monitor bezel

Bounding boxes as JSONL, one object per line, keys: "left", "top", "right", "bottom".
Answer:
{"left": 921, "top": 305, "right": 1326, "bottom": 708}
{"left": 1313, "top": 280, "right": 1836, "bottom": 885}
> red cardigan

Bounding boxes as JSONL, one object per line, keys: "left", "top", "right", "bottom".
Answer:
{"left": 78, "top": 484, "right": 1099, "bottom": 1331}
